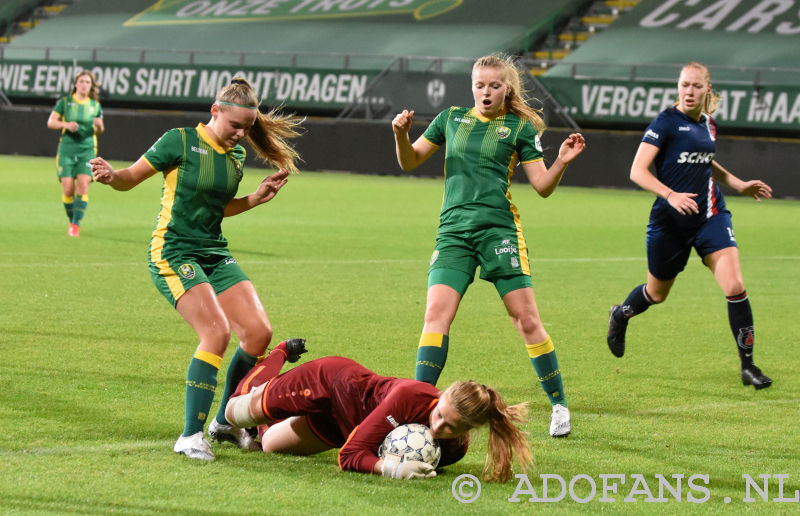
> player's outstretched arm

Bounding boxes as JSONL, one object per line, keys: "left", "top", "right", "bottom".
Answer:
{"left": 711, "top": 161, "right": 772, "bottom": 201}
{"left": 90, "top": 157, "right": 157, "bottom": 191}
{"left": 523, "top": 133, "right": 585, "bottom": 197}
{"left": 224, "top": 169, "right": 290, "bottom": 217}
{"left": 391, "top": 109, "right": 437, "bottom": 171}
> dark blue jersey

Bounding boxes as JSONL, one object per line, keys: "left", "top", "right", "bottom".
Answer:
{"left": 642, "top": 107, "right": 726, "bottom": 230}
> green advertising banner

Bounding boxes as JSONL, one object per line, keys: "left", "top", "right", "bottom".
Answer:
{"left": 0, "top": 59, "right": 378, "bottom": 108}
{"left": 124, "top": 0, "right": 464, "bottom": 25}
{"left": 540, "top": 76, "right": 800, "bottom": 131}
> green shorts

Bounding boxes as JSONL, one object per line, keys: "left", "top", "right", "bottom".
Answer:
{"left": 149, "top": 250, "right": 249, "bottom": 307}
{"left": 57, "top": 148, "right": 94, "bottom": 179}
{"left": 428, "top": 227, "right": 533, "bottom": 298}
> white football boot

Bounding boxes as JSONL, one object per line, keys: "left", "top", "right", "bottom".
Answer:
{"left": 549, "top": 404, "right": 571, "bottom": 437}
{"left": 173, "top": 431, "right": 215, "bottom": 461}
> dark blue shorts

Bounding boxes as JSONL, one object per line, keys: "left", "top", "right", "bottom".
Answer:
{"left": 646, "top": 210, "right": 737, "bottom": 281}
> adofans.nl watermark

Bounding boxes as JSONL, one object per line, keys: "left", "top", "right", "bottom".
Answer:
{"left": 453, "top": 473, "right": 799, "bottom": 504}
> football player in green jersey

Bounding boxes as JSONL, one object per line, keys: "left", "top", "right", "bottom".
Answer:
{"left": 47, "top": 70, "right": 104, "bottom": 237}
{"left": 392, "top": 54, "right": 585, "bottom": 438}
{"left": 91, "top": 77, "right": 303, "bottom": 460}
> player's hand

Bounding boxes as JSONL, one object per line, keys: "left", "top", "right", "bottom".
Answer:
{"left": 64, "top": 121, "right": 79, "bottom": 132}
{"left": 739, "top": 180, "right": 772, "bottom": 201}
{"left": 392, "top": 109, "right": 415, "bottom": 136}
{"left": 90, "top": 157, "right": 114, "bottom": 184}
{"left": 253, "top": 168, "right": 290, "bottom": 204}
{"left": 557, "top": 133, "right": 586, "bottom": 164}
{"left": 666, "top": 191, "right": 699, "bottom": 215}
{"left": 381, "top": 455, "right": 436, "bottom": 480}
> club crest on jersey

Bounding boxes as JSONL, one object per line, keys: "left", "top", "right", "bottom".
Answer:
{"left": 178, "top": 263, "right": 196, "bottom": 279}
{"left": 496, "top": 126, "right": 511, "bottom": 139}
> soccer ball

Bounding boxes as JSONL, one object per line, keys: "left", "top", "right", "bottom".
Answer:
{"left": 378, "top": 423, "right": 441, "bottom": 468}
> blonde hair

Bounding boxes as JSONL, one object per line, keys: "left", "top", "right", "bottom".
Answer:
{"left": 443, "top": 380, "right": 532, "bottom": 483}
{"left": 71, "top": 70, "right": 100, "bottom": 101}
{"left": 472, "top": 54, "right": 546, "bottom": 135}
{"left": 215, "top": 77, "right": 303, "bottom": 172}
{"left": 678, "top": 61, "right": 721, "bottom": 115}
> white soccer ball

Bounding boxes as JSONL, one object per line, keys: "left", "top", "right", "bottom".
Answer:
{"left": 378, "top": 423, "right": 441, "bottom": 468}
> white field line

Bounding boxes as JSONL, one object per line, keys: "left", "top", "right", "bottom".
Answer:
{"left": 0, "top": 439, "right": 174, "bottom": 457}
{"left": 1, "top": 256, "right": 798, "bottom": 268}
{"left": 578, "top": 398, "right": 800, "bottom": 418}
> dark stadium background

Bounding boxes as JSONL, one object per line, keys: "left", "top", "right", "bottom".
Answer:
{"left": 2, "top": 0, "right": 798, "bottom": 196}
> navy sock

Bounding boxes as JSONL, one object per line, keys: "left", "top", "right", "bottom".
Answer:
{"left": 616, "top": 284, "right": 655, "bottom": 321}
{"left": 727, "top": 291, "right": 754, "bottom": 368}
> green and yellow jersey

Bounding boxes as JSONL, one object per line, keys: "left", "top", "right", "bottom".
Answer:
{"left": 52, "top": 94, "right": 102, "bottom": 154}
{"left": 422, "top": 107, "right": 543, "bottom": 232}
{"left": 142, "top": 123, "right": 246, "bottom": 257}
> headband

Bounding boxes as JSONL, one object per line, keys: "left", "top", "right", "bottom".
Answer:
{"left": 215, "top": 101, "right": 257, "bottom": 110}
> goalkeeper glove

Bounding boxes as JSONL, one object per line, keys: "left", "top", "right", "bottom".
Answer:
{"left": 381, "top": 454, "right": 436, "bottom": 479}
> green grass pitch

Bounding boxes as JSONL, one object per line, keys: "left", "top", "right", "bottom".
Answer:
{"left": 1, "top": 154, "right": 798, "bottom": 514}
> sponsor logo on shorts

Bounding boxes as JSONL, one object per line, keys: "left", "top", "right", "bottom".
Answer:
{"left": 191, "top": 145, "right": 208, "bottom": 155}
{"left": 495, "top": 240, "right": 518, "bottom": 256}
{"left": 225, "top": 257, "right": 236, "bottom": 265}
{"left": 386, "top": 415, "right": 399, "bottom": 428}
{"left": 496, "top": 126, "right": 510, "bottom": 139}
{"left": 495, "top": 240, "right": 520, "bottom": 267}
{"left": 178, "top": 263, "right": 196, "bottom": 279}
{"left": 430, "top": 250, "right": 439, "bottom": 265}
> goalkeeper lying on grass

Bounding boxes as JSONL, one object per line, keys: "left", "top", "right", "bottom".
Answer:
{"left": 224, "top": 339, "right": 532, "bottom": 482}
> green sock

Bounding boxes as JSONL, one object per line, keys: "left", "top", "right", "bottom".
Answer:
{"left": 182, "top": 350, "right": 221, "bottom": 437}
{"left": 62, "top": 195, "right": 74, "bottom": 221}
{"left": 72, "top": 194, "right": 87, "bottom": 226}
{"left": 526, "top": 337, "right": 566, "bottom": 406}
{"left": 415, "top": 333, "right": 448, "bottom": 386}
{"left": 215, "top": 346, "right": 258, "bottom": 425}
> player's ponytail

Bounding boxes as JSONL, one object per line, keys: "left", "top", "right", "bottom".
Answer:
{"left": 473, "top": 54, "right": 546, "bottom": 135}
{"left": 215, "top": 77, "right": 303, "bottom": 173}
{"left": 443, "top": 380, "right": 533, "bottom": 482}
